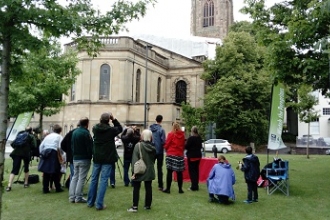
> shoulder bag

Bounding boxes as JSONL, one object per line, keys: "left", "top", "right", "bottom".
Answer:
{"left": 133, "top": 143, "right": 147, "bottom": 175}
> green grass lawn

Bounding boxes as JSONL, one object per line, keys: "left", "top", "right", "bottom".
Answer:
{"left": 2, "top": 152, "right": 330, "bottom": 220}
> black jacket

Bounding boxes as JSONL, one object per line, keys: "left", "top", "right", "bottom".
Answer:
{"left": 185, "top": 135, "right": 202, "bottom": 158}
{"left": 241, "top": 154, "right": 260, "bottom": 182}
{"left": 121, "top": 129, "right": 141, "bottom": 160}
{"left": 92, "top": 119, "right": 123, "bottom": 164}
{"left": 61, "top": 129, "right": 76, "bottom": 163}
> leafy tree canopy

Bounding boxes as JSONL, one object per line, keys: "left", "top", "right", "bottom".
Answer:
{"left": 202, "top": 31, "right": 271, "bottom": 146}
{"left": 8, "top": 40, "right": 80, "bottom": 129}
{"left": 0, "top": 1, "right": 156, "bottom": 216}
{"left": 241, "top": 0, "right": 330, "bottom": 95}
{"left": 181, "top": 103, "right": 206, "bottom": 139}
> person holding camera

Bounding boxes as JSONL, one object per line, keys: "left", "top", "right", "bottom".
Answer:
{"left": 121, "top": 126, "right": 141, "bottom": 187}
{"left": 87, "top": 112, "right": 122, "bottom": 211}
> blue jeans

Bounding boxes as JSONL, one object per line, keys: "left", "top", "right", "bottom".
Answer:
{"left": 69, "top": 160, "right": 91, "bottom": 202}
{"left": 123, "top": 159, "right": 132, "bottom": 186}
{"left": 69, "top": 162, "right": 74, "bottom": 181}
{"left": 87, "top": 163, "right": 112, "bottom": 209}
{"left": 109, "top": 162, "right": 116, "bottom": 185}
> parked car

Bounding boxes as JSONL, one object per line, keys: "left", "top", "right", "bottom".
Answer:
{"left": 115, "top": 137, "right": 122, "bottom": 148}
{"left": 297, "top": 135, "right": 315, "bottom": 145}
{"left": 326, "top": 149, "right": 330, "bottom": 155}
{"left": 203, "top": 139, "right": 232, "bottom": 154}
{"left": 316, "top": 137, "right": 330, "bottom": 147}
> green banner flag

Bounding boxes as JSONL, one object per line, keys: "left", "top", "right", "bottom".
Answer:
{"left": 7, "top": 112, "right": 33, "bottom": 142}
{"left": 268, "top": 84, "right": 287, "bottom": 150}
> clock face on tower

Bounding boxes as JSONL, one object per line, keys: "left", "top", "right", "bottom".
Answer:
{"left": 190, "top": 0, "right": 233, "bottom": 40}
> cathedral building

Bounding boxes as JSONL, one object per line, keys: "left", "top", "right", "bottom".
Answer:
{"left": 27, "top": 0, "right": 234, "bottom": 134}
{"left": 191, "top": 0, "right": 233, "bottom": 39}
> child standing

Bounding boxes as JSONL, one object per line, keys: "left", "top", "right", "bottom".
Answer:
{"left": 239, "top": 146, "right": 260, "bottom": 203}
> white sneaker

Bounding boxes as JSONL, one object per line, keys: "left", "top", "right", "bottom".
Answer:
{"left": 127, "top": 207, "right": 138, "bottom": 213}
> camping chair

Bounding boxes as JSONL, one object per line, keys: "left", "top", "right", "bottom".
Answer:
{"left": 265, "top": 160, "right": 289, "bottom": 196}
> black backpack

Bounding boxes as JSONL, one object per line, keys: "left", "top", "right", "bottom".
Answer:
{"left": 11, "top": 131, "right": 29, "bottom": 148}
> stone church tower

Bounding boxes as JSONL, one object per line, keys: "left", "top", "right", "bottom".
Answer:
{"left": 191, "top": 0, "right": 234, "bottom": 39}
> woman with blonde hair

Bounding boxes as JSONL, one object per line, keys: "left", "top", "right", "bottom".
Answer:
{"left": 162, "top": 122, "right": 185, "bottom": 194}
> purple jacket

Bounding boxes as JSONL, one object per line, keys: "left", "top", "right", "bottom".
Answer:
{"left": 207, "top": 163, "right": 236, "bottom": 200}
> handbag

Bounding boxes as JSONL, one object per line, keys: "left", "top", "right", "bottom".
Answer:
{"left": 133, "top": 143, "right": 147, "bottom": 175}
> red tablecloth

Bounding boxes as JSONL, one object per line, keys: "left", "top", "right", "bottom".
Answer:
{"left": 173, "top": 157, "right": 218, "bottom": 183}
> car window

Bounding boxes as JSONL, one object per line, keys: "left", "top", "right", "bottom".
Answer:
{"left": 215, "top": 140, "right": 225, "bottom": 143}
{"left": 324, "top": 138, "right": 330, "bottom": 143}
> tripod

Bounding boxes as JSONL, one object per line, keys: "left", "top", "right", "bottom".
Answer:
{"left": 13, "top": 158, "right": 33, "bottom": 184}
{"left": 85, "top": 158, "right": 124, "bottom": 185}
{"left": 13, "top": 165, "right": 25, "bottom": 184}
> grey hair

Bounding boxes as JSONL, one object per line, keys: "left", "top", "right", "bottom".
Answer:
{"left": 141, "top": 129, "right": 152, "bottom": 142}
{"left": 126, "top": 128, "right": 133, "bottom": 136}
{"left": 191, "top": 126, "right": 199, "bottom": 136}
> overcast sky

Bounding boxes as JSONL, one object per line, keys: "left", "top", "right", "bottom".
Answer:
{"left": 61, "top": 0, "right": 283, "bottom": 44}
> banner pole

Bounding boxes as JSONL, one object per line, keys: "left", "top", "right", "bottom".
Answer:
{"left": 6, "top": 117, "right": 17, "bottom": 141}
{"left": 266, "top": 84, "right": 274, "bottom": 164}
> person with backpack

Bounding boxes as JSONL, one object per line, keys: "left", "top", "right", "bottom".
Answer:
{"left": 6, "top": 127, "right": 37, "bottom": 192}
{"left": 121, "top": 126, "right": 141, "bottom": 187}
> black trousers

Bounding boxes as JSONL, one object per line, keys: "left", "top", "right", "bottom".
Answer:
{"left": 187, "top": 158, "right": 200, "bottom": 190}
{"left": 43, "top": 173, "right": 61, "bottom": 192}
{"left": 133, "top": 181, "right": 152, "bottom": 207}
{"left": 155, "top": 154, "right": 164, "bottom": 188}
{"left": 246, "top": 180, "right": 258, "bottom": 201}
{"left": 11, "top": 155, "right": 30, "bottom": 175}
{"left": 166, "top": 169, "right": 183, "bottom": 191}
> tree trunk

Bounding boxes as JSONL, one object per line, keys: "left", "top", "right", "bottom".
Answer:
{"left": 307, "top": 122, "right": 310, "bottom": 159}
{"left": 39, "top": 108, "right": 44, "bottom": 133}
{"left": 0, "top": 34, "right": 12, "bottom": 220}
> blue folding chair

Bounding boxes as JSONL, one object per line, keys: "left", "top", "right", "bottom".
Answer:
{"left": 266, "top": 160, "right": 289, "bottom": 196}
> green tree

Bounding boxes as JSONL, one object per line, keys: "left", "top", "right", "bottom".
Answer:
{"left": 9, "top": 40, "right": 80, "bottom": 131}
{"left": 0, "top": 0, "right": 155, "bottom": 217}
{"left": 241, "top": 0, "right": 330, "bottom": 94}
{"left": 202, "top": 31, "right": 271, "bottom": 146}
{"left": 288, "top": 84, "right": 319, "bottom": 159}
{"left": 181, "top": 103, "right": 206, "bottom": 139}
{"left": 230, "top": 20, "right": 257, "bottom": 36}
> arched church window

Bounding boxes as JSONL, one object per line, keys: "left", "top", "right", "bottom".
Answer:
{"left": 157, "top": 77, "right": 161, "bottom": 102}
{"left": 203, "top": 0, "right": 214, "bottom": 27}
{"left": 99, "top": 64, "right": 110, "bottom": 100}
{"left": 135, "top": 69, "right": 141, "bottom": 102}
{"left": 175, "top": 80, "right": 187, "bottom": 104}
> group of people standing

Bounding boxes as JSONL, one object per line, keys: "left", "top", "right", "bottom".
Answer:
{"left": 6, "top": 112, "right": 261, "bottom": 212}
